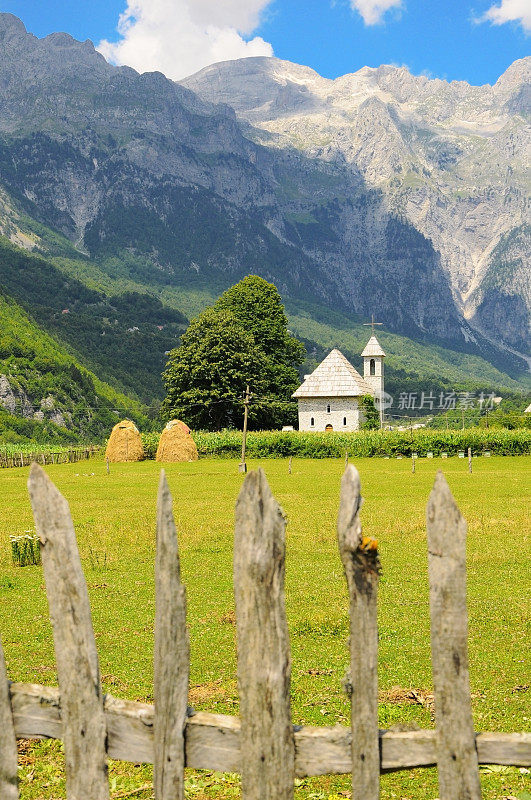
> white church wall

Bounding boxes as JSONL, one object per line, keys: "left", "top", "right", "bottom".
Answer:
{"left": 298, "top": 397, "right": 361, "bottom": 432}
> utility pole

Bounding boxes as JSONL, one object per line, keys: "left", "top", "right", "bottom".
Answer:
{"left": 239, "top": 385, "right": 250, "bottom": 474}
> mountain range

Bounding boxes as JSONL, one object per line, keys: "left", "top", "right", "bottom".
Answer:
{"left": 0, "top": 12, "right": 528, "bottom": 437}
{"left": 182, "top": 56, "right": 530, "bottom": 354}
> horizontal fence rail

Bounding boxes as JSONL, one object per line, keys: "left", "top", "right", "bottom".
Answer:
{"left": 9, "top": 683, "right": 531, "bottom": 774}
{"left": 0, "top": 462, "right": 529, "bottom": 800}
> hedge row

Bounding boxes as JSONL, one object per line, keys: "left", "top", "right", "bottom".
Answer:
{"left": 141, "top": 428, "right": 530, "bottom": 459}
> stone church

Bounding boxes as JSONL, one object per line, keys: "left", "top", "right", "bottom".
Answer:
{"left": 292, "top": 335, "right": 385, "bottom": 431}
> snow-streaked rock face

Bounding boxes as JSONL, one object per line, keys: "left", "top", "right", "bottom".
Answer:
{"left": 182, "top": 56, "right": 530, "bottom": 350}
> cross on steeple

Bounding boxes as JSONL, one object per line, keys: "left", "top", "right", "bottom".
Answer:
{"left": 363, "top": 314, "right": 383, "bottom": 335}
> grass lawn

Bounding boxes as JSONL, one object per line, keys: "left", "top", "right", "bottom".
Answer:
{"left": 1, "top": 455, "right": 529, "bottom": 799}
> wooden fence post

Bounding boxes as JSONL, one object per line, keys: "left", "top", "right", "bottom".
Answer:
{"left": 154, "top": 471, "right": 189, "bottom": 800}
{"left": 468, "top": 447, "right": 472, "bottom": 474}
{"left": 427, "top": 471, "right": 481, "bottom": 800}
{"left": 337, "top": 465, "right": 380, "bottom": 800}
{"left": 28, "top": 464, "right": 109, "bottom": 800}
{"left": 0, "top": 636, "right": 18, "bottom": 799}
{"left": 234, "top": 469, "right": 295, "bottom": 800}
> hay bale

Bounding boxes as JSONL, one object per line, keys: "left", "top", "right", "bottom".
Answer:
{"left": 156, "top": 419, "right": 198, "bottom": 462}
{"left": 105, "top": 420, "right": 144, "bottom": 463}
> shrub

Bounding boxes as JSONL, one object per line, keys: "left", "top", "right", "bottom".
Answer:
{"left": 140, "top": 431, "right": 160, "bottom": 459}
{"left": 360, "top": 395, "right": 379, "bottom": 430}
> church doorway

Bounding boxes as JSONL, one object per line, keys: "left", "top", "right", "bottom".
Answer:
{"left": 325, "top": 424, "right": 333, "bottom": 432}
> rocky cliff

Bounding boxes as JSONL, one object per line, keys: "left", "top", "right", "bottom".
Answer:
{"left": 182, "top": 56, "right": 530, "bottom": 353}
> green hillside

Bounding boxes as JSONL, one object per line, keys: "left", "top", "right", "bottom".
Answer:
{"left": 0, "top": 291, "right": 147, "bottom": 443}
{"left": 0, "top": 236, "right": 187, "bottom": 403}
{"left": 0, "top": 210, "right": 528, "bottom": 443}
{"left": 33, "top": 235, "right": 529, "bottom": 396}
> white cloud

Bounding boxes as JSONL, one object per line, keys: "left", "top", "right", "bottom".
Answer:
{"left": 350, "top": 0, "right": 403, "bottom": 25}
{"left": 98, "top": 0, "right": 274, "bottom": 81}
{"left": 480, "top": 0, "right": 531, "bottom": 33}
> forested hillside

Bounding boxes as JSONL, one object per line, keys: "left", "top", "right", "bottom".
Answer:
{"left": 0, "top": 291, "right": 147, "bottom": 442}
{"left": 0, "top": 236, "right": 187, "bottom": 402}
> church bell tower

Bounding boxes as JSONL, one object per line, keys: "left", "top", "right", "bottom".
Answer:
{"left": 361, "top": 335, "right": 386, "bottom": 426}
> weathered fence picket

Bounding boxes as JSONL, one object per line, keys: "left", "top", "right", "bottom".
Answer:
{"left": 28, "top": 463, "right": 109, "bottom": 800}
{"left": 0, "top": 637, "right": 19, "bottom": 800}
{"left": 337, "top": 465, "right": 380, "bottom": 799}
{"left": 427, "top": 471, "right": 482, "bottom": 800}
{"left": 234, "top": 469, "right": 295, "bottom": 799}
{"left": 0, "top": 464, "right": 528, "bottom": 798}
{"left": 154, "top": 471, "right": 190, "bottom": 800}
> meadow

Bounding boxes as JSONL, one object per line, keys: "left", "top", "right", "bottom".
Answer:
{"left": 0, "top": 456, "right": 529, "bottom": 799}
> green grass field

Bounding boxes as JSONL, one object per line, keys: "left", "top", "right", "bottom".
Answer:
{"left": 1, "top": 456, "right": 529, "bottom": 799}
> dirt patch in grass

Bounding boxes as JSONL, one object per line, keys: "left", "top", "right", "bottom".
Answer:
{"left": 17, "top": 738, "right": 35, "bottom": 767}
{"left": 379, "top": 687, "right": 436, "bottom": 722}
{"left": 189, "top": 678, "right": 237, "bottom": 705}
{"left": 217, "top": 609, "right": 236, "bottom": 626}
{"left": 379, "top": 686, "right": 434, "bottom": 709}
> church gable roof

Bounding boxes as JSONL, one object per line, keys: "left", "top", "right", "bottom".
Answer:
{"left": 361, "top": 335, "right": 386, "bottom": 357}
{"left": 292, "top": 348, "right": 373, "bottom": 398}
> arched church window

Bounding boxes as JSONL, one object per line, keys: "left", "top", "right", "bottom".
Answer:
{"left": 327, "top": 404, "right": 331, "bottom": 413}
{"left": 343, "top": 417, "right": 347, "bottom": 426}
{"left": 370, "top": 358, "right": 376, "bottom": 376}
{"left": 310, "top": 417, "right": 315, "bottom": 427}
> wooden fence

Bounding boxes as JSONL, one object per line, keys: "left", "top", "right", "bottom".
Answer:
{"left": 0, "top": 464, "right": 529, "bottom": 800}
{"left": 0, "top": 446, "right": 100, "bottom": 469}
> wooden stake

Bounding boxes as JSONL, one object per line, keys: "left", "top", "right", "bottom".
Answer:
{"left": 288, "top": 456, "right": 292, "bottom": 474}
{"left": 239, "top": 385, "right": 250, "bottom": 474}
{"left": 0, "top": 636, "right": 18, "bottom": 799}
{"left": 468, "top": 446, "right": 472, "bottom": 474}
{"left": 154, "top": 471, "right": 189, "bottom": 800}
{"left": 427, "top": 472, "right": 481, "bottom": 800}
{"left": 337, "top": 465, "right": 380, "bottom": 800}
{"left": 234, "top": 469, "right": 294, "bottom": 799}
{"left": 28, "top": 464, "right": 109, "bottom": 800}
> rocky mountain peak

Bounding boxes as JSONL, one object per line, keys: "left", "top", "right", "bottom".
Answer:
{"left": 0, "top": 12, "right": 27, "bottom": 37}
{"left": 493, "top": 56, "right": 531, "bottom": 114}
{"left": 494, "top": 56, "right": 531, "bottom": 92}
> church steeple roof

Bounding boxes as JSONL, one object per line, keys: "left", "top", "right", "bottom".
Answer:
{"left": 361, "top": 335, "right": 386, "bottom": 357}
{"left": 292, "top": 348, "right": 373, "bottom": 398}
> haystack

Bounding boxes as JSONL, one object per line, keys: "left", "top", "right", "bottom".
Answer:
{"left": 156, "top": 419, "right": 198, "bottom": 462}
{"left": 105, "top": 419, "right": 144, "bottom": 462}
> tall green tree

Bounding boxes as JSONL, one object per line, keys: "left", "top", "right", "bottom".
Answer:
{"left": 162, "top": 276, "right": 305, "bottom": 430}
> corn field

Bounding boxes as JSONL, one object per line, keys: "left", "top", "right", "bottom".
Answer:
{"left": 141, "top": 428, "right": 530, "bottom": 459}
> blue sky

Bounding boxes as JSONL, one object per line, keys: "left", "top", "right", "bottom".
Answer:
{"left": 1, "top": 0, "right": 529, "bottom": 84}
